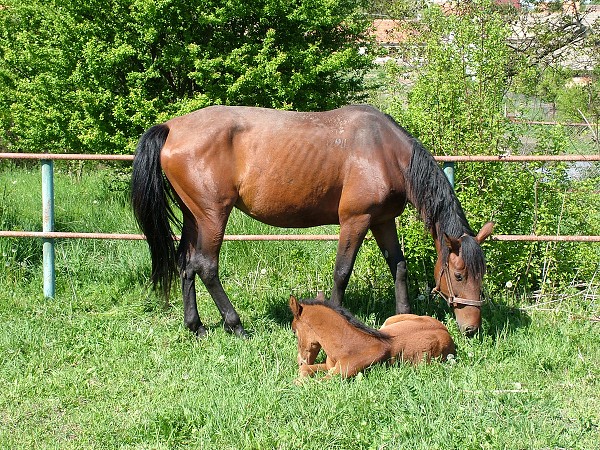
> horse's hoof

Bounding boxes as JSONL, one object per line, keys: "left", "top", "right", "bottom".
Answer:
{"left": 461, "top": 325, "right": 479, "bottom": 337}
{"left": 225, "top": 323, "right": 249, "bottom": 339}
{"left": 195, "top": 326, "right": 208, "bottom": 339}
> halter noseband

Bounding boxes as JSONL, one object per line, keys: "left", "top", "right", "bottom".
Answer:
{"left": 432, "top": 263, "right": 485, "bottom": 308}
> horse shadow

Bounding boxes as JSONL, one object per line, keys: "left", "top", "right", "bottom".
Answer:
{"left": 265, "top": 286, "right": 531, "bottom": 340}
{"left": 480, "top": 300, "right": 531, "bottom": 338}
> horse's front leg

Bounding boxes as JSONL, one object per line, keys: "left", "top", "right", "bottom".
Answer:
{"left": 298, "top": 363, "right": 329, "bottom": 377}
{"left": 330, "top": 215, "right": 371, "bottom": 306}
{"left": 395, "top": 260, "right": 410, "bottom": 314}
{"left": 371, "top": 220, "right": 411, "bottom": 314}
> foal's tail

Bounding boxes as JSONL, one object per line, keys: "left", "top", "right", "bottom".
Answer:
{"left": 131, "top": 124, "right": 179, "bottom": 299}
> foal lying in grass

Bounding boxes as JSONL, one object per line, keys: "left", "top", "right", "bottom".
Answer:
{"left": 290, "top": 294, "right": 456, "bottom": 379}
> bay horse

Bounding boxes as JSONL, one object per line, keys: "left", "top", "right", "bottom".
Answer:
{"left": 131, "top": 105, "right": 493, "bottom": 338}
{"left": 290, "top": 294, "right": 456, "bottom": 378}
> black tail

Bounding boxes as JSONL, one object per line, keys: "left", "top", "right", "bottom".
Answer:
{"left": 131, "top": 124, "right": 179, "bottom": 299}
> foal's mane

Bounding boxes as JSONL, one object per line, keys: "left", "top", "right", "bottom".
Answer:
{"left": 299, "top": 299, "right": 389, "bottom": 340}
{"left": 384, "top": 114, "right": 486, "bottom": 280}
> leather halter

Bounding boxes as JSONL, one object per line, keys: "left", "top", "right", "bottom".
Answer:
{"left": 432, "top": 263, "right": 485, "bottom": 308}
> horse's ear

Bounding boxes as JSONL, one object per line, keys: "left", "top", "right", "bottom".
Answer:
{"left": 443, "top": 233, "right": 461, "bottom": 254}
{"left": 316, "top": 291, "right": 325, "bottom": 301}
{"left": 289, "top": 295, "right": 302, "bottom": 317}
{"left": 475, "top": 221, "right": 495, "bottom": 244}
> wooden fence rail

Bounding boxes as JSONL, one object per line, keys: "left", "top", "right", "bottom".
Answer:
{"left": 1, "top": 152, "right": 599, "bottom": 297}
{"left": 3, "top": 152, "right": 600, "bottom": 162}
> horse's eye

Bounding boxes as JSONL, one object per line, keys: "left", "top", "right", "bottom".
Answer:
{"left": 454, "top": 272, "right": 464, "bottom": 282}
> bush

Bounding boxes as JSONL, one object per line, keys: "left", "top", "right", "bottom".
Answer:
{"left": 379, "top": 1, "right": 599, "bottom": 297}
{"left": 0, "top": 0, "right": 372, "bottom": 154}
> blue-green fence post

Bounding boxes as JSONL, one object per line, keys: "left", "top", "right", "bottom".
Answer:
{"left": 443, "top": 161, "right": 455, "bottom": 189}
{"left": 41, "top": 159, "right": 55, "bottom": 298}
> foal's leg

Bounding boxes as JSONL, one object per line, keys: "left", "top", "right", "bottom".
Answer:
{"left": 370, "top": 220, "right": 411, "bottom": 314}
{"left": 298, "top": 363, "right": 329, "bottom": 378}
{"left": 330, "top": 215, "right": 371, "bottom": 306}
{"left": 186, "top": 214, "right": 247, "bottom": 338}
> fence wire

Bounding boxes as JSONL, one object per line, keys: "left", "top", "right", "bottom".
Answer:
{"left": 505, "top": 94, "right": 599, "bottom": 184}
{"left": 505, "top": 93, "right": 599, "bottom": 158}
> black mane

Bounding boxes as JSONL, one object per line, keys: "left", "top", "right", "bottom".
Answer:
{"left": 384, "top": 114, "right": 486, "bottom": 280}
{"left": 299, "top": 299, "right": 390, "bottom": 340}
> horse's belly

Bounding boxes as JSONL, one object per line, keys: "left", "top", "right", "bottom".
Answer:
{"left": 235, "top": 174, "right": 406, "bottom": 228}
{"left": 230, "top": 121, "right": 407, "bottom": 227}
{"left": 235, "top": 192, "right": 341, "bottom": 228}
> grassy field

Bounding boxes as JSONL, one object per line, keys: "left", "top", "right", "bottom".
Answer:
{"left": 1, "top": 164, "right": 599, "bottom": 449}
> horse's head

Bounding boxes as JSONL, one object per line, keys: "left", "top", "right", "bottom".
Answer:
{"left": 289, "top": 295, "right": 322, "bottom": 366}
{"left": 433, "top": 222, "right": 494, "bottom": 336}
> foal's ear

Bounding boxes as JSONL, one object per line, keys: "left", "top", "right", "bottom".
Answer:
{"left": 475, "top": 221, "right": 495, "bottom": 244}
{"left": 289, "top": 295, "right": 302, "bottom": 317}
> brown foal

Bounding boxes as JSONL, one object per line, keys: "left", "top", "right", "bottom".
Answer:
{"left": 290, "top": 294, "right": 456, "bottom": 379}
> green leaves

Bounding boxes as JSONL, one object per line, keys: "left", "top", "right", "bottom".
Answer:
{"left": 394, "top": 0, "right": 509, "bottom": 157}
{"left": 0, "top": 0, "right": 372, "bottom": 154}
{"left": 379, "top": 0, "right": 599, "bottom": 296}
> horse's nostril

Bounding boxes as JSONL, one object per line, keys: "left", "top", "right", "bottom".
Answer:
{"left": 462, "top": 325, "right": 478, "bottom": 337}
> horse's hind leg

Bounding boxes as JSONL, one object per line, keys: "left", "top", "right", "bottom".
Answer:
{"left": 370, "top": 220, "right": 411, "bottom": 314}
{"left": 178, "top": 220, "right": 208, "bottom": 337}
{"left": 190, "top": 216, "right": 247, "bottom": 338}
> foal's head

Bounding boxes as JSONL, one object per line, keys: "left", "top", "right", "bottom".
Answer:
{"left": 289, "top": 295, "right": 323, "bottom": 366}
{"left": 433, "top": 222, "right": 494, "bottom": 336}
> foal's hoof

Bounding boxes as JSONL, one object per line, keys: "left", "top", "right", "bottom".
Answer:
{"left": 294, "top": 376, "right": 308, "bottom": 386}
{"left": 225, "top": 323, "right": 249, "bottom": 339}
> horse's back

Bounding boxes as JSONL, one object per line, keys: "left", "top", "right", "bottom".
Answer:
{"left": 381, "top": 314, "right": 448, "bottom": 330}
{"left": 159, "top": 105, "right": 414, "bottom": 228}
{"left": 381, "top": 314, "right": 455, "bottom": 362}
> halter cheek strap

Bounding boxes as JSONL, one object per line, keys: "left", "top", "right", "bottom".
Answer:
{"left": 432, "top": 264, "right": 485, "bottom": 308}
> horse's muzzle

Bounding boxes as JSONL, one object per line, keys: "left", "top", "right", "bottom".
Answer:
{"left": 460, "top": 324, "right": 479, "bottom": 337}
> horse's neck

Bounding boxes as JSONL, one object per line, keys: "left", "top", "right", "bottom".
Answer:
{"left": 407, "top": 143, "right": 471, "bottom": 240}
{"left": 431, "top": 227, "right": 444, "bottom": 252}
{"left": 304, "top": 306, "right": 348, "bottom": 340}
{"left": 305, "top": 306, "right": 385, "bottom": 353}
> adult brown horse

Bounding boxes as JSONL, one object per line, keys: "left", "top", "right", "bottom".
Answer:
{"left": 131, "top": 105, "right": 493, "bottom": 338}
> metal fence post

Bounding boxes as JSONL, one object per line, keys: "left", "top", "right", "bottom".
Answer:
{"left": 41, "top": 159, "right": 55, "bottom": 298}
{"left": 443, "top": 161, "right": 455, "bottom": 188}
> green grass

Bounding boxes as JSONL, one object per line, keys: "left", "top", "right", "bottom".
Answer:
{"left": 1, "top": 163, "right": 599, "bottom": 449}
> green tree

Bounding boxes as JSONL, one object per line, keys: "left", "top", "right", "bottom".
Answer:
{"left": 556, "top": 74, "right": 600, "bottom": 126}
{"left": 0, "top": 0, "right": 372, "bottom": 154}
{"left": 378, "top": 0, "right": 599, "bottom": 296}
{"left": 391, "top": 1, "right": 510, "bottom": 156}
{"left": 508, "top": 0, "right": 599, "bottom": 72}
